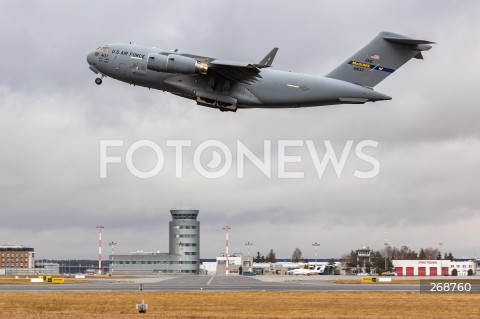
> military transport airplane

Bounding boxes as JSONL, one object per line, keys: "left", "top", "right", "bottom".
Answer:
{"left": 86, "top": 32, "right": 433, "bottom": 112}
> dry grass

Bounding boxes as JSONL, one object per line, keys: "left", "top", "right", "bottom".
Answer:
{"left": 0, "top": 291, "right": 479, "bottom": 318}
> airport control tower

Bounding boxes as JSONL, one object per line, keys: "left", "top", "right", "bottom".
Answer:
{"left": 169, "top": 209, "right": 200, "bottom": 274}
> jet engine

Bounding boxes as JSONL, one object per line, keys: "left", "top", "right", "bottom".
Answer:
{"left": 147, "top": 53, "right": 208, "bottom": 74}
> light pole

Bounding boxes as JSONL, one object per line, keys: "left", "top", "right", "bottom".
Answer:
{"left": 312, "top": 242, "right": 320, "bottom": 268}
{"left": 96, "top": 225, "right": 104, "bottom": 275}
{"left": 223, "top": 226, "right": 231, "bottom": 275}
{"left": 245, "top": 241, "right": 253, "bottom": 270}
{"left": 384, "top": 240, "right": 388, "bottom": 273}
{"left": 439, "top": 242, "right": 444, "bottom": 276}
{"left": 109, "top": 241, "right": 117, "bottom": 275}
{"left": 245, "top": 242, "right": 253, "bottom": 257}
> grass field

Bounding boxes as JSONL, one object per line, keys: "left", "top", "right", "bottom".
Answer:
{"left": 0, "top": 291, "right": 479, "bottom": 318}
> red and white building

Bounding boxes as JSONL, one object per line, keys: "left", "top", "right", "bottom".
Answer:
{"left": 393, "top": 259, "right": 476, "bottom": 276}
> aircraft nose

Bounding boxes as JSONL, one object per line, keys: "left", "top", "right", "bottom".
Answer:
{"left": 86, "top": 51, "right": 96, "bottom": 65}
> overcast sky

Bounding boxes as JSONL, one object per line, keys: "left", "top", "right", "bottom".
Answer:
{"left": 0, "top": 0, "right": 479, "bottom": 260}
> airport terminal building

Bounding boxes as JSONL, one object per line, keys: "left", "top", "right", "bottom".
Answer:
{"left": 0, "top": 244, "right": 35, "bottom": 274}
{"left": 110, "top": 209, "right": 200, "bottom": 275}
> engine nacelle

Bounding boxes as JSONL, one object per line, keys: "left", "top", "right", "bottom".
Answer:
{"left": 147, "top": 53, "right": 208, "bottom": 74}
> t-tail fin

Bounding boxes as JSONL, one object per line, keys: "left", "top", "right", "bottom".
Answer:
{"left": 326, "top": 32, "right": 434, "bottom": 88}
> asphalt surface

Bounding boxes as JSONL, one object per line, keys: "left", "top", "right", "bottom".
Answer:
{"left": 0, "top": 275, "right": 421, "bottom": 292}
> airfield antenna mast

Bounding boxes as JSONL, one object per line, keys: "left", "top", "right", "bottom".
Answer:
{"left": 384, "top": 239, "right": 388, "bottom": 273}
{"left": 439, "top": 242, "right": 444, "bottom": 276}
{"left": 312, "top": 242, "right": 320, "bottom": 268}
{"left": 383, "top": 232, "right": 389, "bottom": 273}
{"left": 96, "top": 225, "right": 104, "bottom": 275}
{"left": 223, "top": 225, "right": 231, "bottom": 275}
{"left": 109, "top": 241, "right": 117, "bottom": 275}
{"left": 245, "top": 241, "right": 253, "bottom": 257}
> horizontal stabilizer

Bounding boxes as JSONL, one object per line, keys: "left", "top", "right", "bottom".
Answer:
{"left": 383, "top": 36, "right": 435, "bottom": 46}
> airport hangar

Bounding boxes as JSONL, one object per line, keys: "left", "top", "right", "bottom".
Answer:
{"left": 393, "top": 259, "right": 476, "bottom": 276}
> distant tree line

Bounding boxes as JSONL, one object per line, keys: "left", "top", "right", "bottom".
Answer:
{"left": 291, "top": 248, "right": 302, "bottom": 262}
{"left": 254, "top": 249, "right": 277, "bottom": 263}
{"left": 253, "top": 247, "right": 338, "bottom": 265}
{"left": 384, "top": 245, "right": 454, "bottom": 261}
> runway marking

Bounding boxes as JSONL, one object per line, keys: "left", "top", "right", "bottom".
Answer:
{"left": 207, "top": 277, "right": 214, "bottom": 285}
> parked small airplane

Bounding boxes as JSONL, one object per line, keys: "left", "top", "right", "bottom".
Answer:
{"left": 87, "top": 32, "right": 433, "bottom": 112}
{"left": 288, "top": 265, "right": 326, "bottom": 276}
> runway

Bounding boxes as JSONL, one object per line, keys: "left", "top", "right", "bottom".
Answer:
{"left": 0, "top": 275, "right": 420, "bottom": 292}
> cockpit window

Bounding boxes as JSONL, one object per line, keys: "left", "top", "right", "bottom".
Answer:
{"left": 100, "top": 46, "right": 110, "bottom": 52}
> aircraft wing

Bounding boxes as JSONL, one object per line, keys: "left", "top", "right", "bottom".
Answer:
{"left": 207, "top": 48, "right": 278, "bottom": 84}
{"left": 172, "top": 52, "right": 260, "bottom": 83}
{"left": 210, "top": 60, "right": 256, "bottom": 68}
{"left": 208, "top": 60, "right": 262, "bottom": 83}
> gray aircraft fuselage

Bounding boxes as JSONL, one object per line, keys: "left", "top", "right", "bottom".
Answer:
{"left": 86, "top": 33, "right": 433, "bottom": 112}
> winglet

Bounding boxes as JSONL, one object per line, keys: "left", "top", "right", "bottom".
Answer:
{"left": 258, "top": 47, "right": 278, "bottom": 67}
